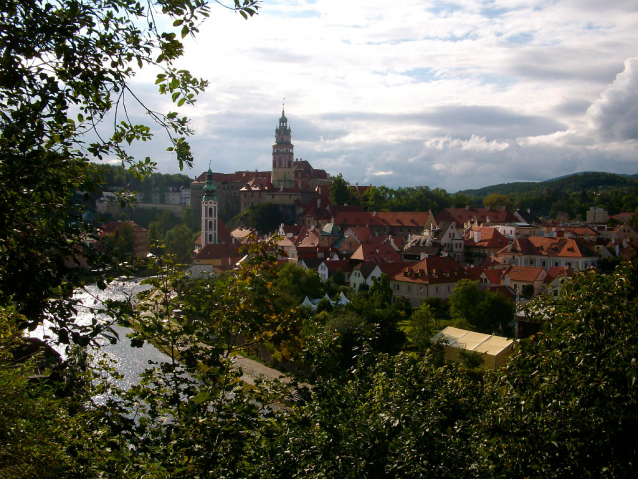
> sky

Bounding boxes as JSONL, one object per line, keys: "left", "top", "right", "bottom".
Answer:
{"left": 122, "top": 0, "right": 638, "bottom": 192}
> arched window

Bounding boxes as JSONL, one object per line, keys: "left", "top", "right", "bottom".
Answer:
{"left": 208, "top": 221, "right": 212, "bottom": 229}
{"left": 208, "top": 207, "right": 212, "bottom": 216}
{"left": 208, "top": 234, "right": 213, "bottom": 242}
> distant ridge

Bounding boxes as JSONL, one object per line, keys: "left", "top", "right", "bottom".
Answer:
{"left": 458, "top": 171, "right": 638, "bottom": 198}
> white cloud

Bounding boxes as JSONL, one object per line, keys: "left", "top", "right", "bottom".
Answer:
{"left": 114, "top": 0, "right": 638, "bottom": 190}
{"left": 587, "top": 57, "right": 638, "bottom": 142}
{"left": 422, "top": 135, "right": 510, "bottom": 152}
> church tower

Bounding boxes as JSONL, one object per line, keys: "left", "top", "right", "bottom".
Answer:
{"left": 271, "top": 107, "right": 295, "bottom": 189}
{"left": 201, "top": 167, "right": 218, "bottom": 245}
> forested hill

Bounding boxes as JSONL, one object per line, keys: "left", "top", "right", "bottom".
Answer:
{"left": 96, "top": 164, "right": 193, "bottom": 193}
{"left": 457, "top": 172, "right": 638, "bottom": 198}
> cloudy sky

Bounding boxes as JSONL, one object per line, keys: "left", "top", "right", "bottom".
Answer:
{"left": 125, "top": 0, "right": 638, "bottom": 192}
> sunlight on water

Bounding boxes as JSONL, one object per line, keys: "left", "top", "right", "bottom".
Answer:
{"left": 32, "top": 279, "right": 171, "bottom": 389}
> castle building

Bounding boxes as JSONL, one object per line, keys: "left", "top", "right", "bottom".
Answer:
{"left": 201, "top": 167, "right": 218, "bottom": 245}
{"left": 191, "top": 110, "right": 331, "bottom": 221}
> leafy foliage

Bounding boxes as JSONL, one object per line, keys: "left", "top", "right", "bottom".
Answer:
{"left": 475, "top": 265, "right": 638, "bottom": 478}
{"left": 449, "top": 280, "right": 515, "bottom": 334}
{"left": 407, "top": 302, "right": 438, "bottom": 352}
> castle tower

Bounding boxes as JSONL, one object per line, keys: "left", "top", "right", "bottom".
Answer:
{"left": 201, "top": 167, "right": 218, "bottom": 245}
{"left": 271, "top": 106, "right": 294, "bottom": 190}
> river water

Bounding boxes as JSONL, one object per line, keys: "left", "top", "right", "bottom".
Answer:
{"left": 33, "top": 279, "right": 171, "bottom": 389}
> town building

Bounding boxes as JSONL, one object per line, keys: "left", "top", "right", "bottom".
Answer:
{"left": 494, "top": 236, "right": 599, "bottom": 270}
{"left": 388, "top": 256, "right": 468, "bottom": 306}
{"left": 586, "top": 207, "right": 608, "bottom": 224}
{"left": 190, "top": 110, "right": 331, "bottom": 221}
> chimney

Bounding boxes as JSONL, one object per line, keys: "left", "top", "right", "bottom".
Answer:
{"left": 317, "top": 198, "right": 321, "bottom": 208}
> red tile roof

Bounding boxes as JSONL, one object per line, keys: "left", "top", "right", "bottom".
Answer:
{"left": 390, "top": 256, "right": 468, "bottom": 284}
{"left": 465, "top": 227, "right": 509, "bottom": 249}
{"left": 350, "top": 243, "right": 403, "bottom": 263}
{"left": 496, "top": 236, "right": 598, "bottom": 259}
{"left": 501, "top": 266, "right": 546, "bottom": 282}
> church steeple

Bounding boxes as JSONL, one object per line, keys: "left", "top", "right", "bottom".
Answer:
{"left": 202, "top": 166, "right": 218, "bottom": 245}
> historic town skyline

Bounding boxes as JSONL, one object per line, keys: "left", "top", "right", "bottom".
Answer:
{"left": 121, "top": 0, "right": 638, "bottom": 192}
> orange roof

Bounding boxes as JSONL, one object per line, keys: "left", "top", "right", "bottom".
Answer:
{"left": 294, "top": 227, "right": 321, "bottom": 247}
{"left": 333, "top": 211, "right": 384, "bottom": 228}
{"left": 497, "top": 236, "right": 598, "bottom": 259}
{"left": 350, "top": 243, "right": 403, "bottom": 263}
{"left": 502, "top": 266, "right": 545, "bottom": 282}
{"left": 374, "top": 211, "right": 433, "bottom": 227}
{"left": 465, "top": 227, "right": 509, "bottom": 249}
{"left": 194, "top": 243, "right": 240, "bottom": 261}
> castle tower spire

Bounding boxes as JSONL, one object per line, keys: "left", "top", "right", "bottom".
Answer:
{"left": 271, "top": 106, "right": 294, "bottom": 189}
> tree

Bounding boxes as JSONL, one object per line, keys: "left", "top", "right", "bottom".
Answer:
{"left": 253, "top": 351, "right": 484, "bottom": 478}
{"left": 449, "top": 279, "right": 482, "bottom": 329}
{"left": 181, "top": 205, "right": 199, "bottom": 233}
{"left": 449, "top": 280, "right": 514, "bottom": 334}
{"left": 272, "top": 263, "right": 323, "bottom": 309}
{"left": 483, "top": 193, "right": 513, "bottom": 211}
{"left": 1, "top": 0, "right": 259, "bottom": 341}
{"left": 476, "top": 290, "right": 515, "bottom": 335}
{"left": 329, "top": 173, "right": 350, "bottom": 206}
{"left": 408, "top": 302, "right": 438, "bottom": 352}
{"left": 165, "top": 224, "right": 194, "bottom": 263}
{"left": 451, "top": 192, "right": 473, "bottom": 208}
{"left": 475, "top": 266, "right": 638, "bottom": 478}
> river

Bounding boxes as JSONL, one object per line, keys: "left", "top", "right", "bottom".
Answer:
{"left": 32, "top": 278, "right": 285, "bottom": 388}
{"left": 32, "top": 278, "right": 172, "bottom": 389}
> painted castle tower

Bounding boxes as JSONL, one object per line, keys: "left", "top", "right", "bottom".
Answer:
{"left": 201, "top": 167, "right": 218, "bottom": 245}
{"left": 271, "top": 107, "right": 294, "bottom": 190}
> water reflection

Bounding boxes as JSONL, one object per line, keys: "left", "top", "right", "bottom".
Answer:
{"left": 33, "top": 279, "right": 171, "bottom": 389}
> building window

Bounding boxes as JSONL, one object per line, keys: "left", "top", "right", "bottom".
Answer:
{"left": 406, "top": 286, "right": 411, "bottom": 293}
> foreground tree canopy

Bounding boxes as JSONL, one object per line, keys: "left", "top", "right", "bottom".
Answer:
{"left": 2, "top": 255, "right": 638, "bottom": 476}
